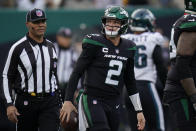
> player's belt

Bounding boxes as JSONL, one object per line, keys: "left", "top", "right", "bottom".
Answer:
{"left": 17, "top": 91, "right": 56, "bottom": 99}
{"left": 30, "top": 92, "right": 54, "bottom": 97}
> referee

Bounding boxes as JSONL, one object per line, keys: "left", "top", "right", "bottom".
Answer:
{"left": 2, "top": 8, "right": 60, "bottom": 131}
{"left": 54, "top": 27, "right": 79, "bottom": 101}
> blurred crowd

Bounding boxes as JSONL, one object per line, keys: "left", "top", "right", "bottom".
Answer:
{"left": 0, "top": 0, "right": 184, "bottom": 10}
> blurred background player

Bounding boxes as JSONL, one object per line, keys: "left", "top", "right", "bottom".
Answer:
{"left": 163, "top": 0, "right": 196, "bottom": 131}
{"left": 54, "top": 27, "right": 79, "bottom": 102}
{"left": 60, "top": 6, "right": 145, "bottom": 131}
{"left": 122, "top": 8, "right": 167, "bottom": 131}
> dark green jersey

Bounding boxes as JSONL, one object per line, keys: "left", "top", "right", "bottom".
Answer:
{"left": 65, "top": 34, "right": 137, "bottom": 101}
{"left": 165, "top": 14, "right": 196, "bottom": 100}
{"left": 171, "top": 14, "right": 196, "bottom": 55}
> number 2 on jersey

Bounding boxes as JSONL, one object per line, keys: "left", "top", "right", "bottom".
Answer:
{"left": 105, "top": 60, "right": 122, "bottom": 86}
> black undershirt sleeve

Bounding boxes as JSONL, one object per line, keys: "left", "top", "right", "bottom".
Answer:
{"left": 175, "top": 55, "right": 192, "bottom": 80}
{"left": 64, "top": 43, "right": 97, "bottom": 101}
{"left": 152, "top": 45, "right": 167, "bottom": 86}
{"left": 124, "top": 56, "right": 138, "bottom": 96}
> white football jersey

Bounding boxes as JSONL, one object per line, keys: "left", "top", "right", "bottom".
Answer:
{"left": 122, "top": 32, "right": 164, "bottom": 83}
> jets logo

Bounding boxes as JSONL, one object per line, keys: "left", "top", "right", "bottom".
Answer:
{"left": 120, "top": 9, "right": 128, "bottom": 17}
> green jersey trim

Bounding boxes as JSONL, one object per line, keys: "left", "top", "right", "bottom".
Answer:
{"left": 83, "top": 38, "right": 106, "bottom": 47}
{"left": 180, "top": 22, "right": 196, "bottom": 29}
{"left": 127, "top": 46, "right": 136, "bottom": 50}
{"left": 76, "top": 89, "right": 84, "bottom": 104}
{"left": 180, "top": 98, "right": 189, "bottom": 121}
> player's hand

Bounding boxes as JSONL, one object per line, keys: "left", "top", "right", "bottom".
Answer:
{"left": 137, "top": 112, "right": 145, "bottom": 130}
{"left": 7, "top": 106, "right": 20, "bottom": 123}
{"left": 60, "top": 101, "right": 77, "bottom": 123}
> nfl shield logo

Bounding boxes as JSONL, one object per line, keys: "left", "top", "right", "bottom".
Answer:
{"left": 54, "top": 62, "right": 57, "bottom": 68}
{"left": 36, "top": 10, "right": 43, "bottom": 17}
{"left": 93, "top": 100, "right": 97, "bottom": 104}
{"left": 24, "top": 101, "right": 28, "bottom": 106}
{"left": 115, "top": 49, "right": 119, "bottom": 54}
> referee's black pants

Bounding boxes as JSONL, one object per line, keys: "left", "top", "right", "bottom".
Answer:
{"left": 15, "top": 94, "right": 60, "bottom": 131}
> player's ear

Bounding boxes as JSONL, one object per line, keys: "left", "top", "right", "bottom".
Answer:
{"left": 26, "top": 22, "right": 30, "bottom": 29}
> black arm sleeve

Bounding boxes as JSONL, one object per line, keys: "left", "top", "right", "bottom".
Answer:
{"left": 175, "top": 55, "right": 192, "bottom": 80}
{"left": 152, "top": 45, "right": 168, "bottom": 86}
{"left": 124, "top": 56, "right": 138, "bottom": 96}
{"left": 65, "top": 43, "right": 97, "bottom": 101}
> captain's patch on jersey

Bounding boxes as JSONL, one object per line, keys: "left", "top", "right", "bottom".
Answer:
{"left": 102, "top": 47, "right": 108, "bottom": 53}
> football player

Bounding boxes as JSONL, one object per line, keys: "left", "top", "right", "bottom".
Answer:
{"left": 60, "top": 6, "right": 145, "bottom": 131}
{"left": 163, "top": 0, "right": 196, "bottom": 131}
{"left": 122, "top": 8, "right": 167, "bottom": 131}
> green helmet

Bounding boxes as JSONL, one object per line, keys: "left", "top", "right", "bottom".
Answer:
{"left": 185, "top": 0, "right": 196, "bottom": 13}
{"left": 101, "top": 6, "right": 129, "bottom": 37}
{"left": 130, "top": 8, "right": 155, "bottom": 32}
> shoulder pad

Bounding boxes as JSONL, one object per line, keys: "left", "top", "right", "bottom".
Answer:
{"left": 150, "top": 32, "right": 164, "bottom": 46}
{"left": 82, "top": 34, "right": 107, "bottom": 47}
{"left": 121, "top": 33, "right": 135, "bottom": 42}
{"left": 121, "top": 37, "right": 136, "bottom": 51}
{"left": 121, "top": 34, "right": 130, "bottom": 39}
{"left": 176, "top": 15, "right": 196, "bottom": 31}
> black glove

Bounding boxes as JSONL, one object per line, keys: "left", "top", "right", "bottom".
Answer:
{"left": 190, "top": 93, "right": 196, "bottom": 111}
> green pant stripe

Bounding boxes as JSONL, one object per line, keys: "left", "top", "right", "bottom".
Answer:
{"left": 82, "top": 94, "right": 93, "bottom": 127}
{"left": 180, "top": 98, "right": 189, "bottom": 121}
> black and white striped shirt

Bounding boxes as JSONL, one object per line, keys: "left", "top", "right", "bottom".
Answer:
{"left": 54, "top": 43, "right": 78, "bottom": 84}
{"left": 2, "top": 34, "right": 58, "bottom": 106}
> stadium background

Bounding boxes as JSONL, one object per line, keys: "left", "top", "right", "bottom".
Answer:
{"left": 0, "top": 8, "right": 183, "bottom": 73}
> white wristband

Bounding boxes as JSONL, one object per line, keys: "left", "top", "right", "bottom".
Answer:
{"left": 129, "top": 93, "right": 143, "bottom": 111}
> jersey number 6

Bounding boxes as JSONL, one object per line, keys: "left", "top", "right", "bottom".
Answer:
{"left": 134, "top": 45, "right": 147, "bottom": 68}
